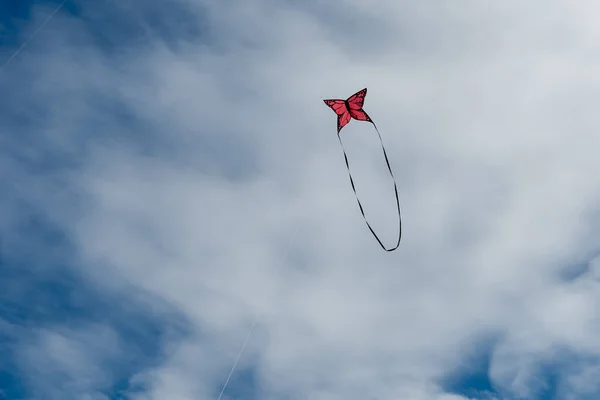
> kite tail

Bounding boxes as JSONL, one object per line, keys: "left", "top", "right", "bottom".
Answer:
{"left": 337, "top": 121, "right": 402, "bottom": 252}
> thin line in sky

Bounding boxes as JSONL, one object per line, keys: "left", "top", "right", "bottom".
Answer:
{"left": 215, "top": 226, "right": 300, "bottom": 400}
{"left": 0, "top": 0, "right": 68, "bottom": 73}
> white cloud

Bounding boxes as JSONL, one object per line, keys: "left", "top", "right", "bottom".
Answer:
{"left": 16, "top": 324, "right": 120, "bottom": 399}
{"left": 5, "top": 0, "right": 600, "bottom": 399}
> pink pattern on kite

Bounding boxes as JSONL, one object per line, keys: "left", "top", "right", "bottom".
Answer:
{"left": 324, "top": 88, "right": 373, "bottom": 133}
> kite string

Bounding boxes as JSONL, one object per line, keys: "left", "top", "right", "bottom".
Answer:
{"left": 215, "top": 225, "right": 300, "bottom": 400}
{"left": 337, "top": 121, "right": 402, "bottom": 252}
{"left": 0, "top": 0, "right": 68, "bottom": 73}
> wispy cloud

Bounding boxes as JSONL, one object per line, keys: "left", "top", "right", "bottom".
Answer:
{"left": 3, "top": 0, "right": 600, "bottom": 399}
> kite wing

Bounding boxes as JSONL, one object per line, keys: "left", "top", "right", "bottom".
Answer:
{"left": 324, "top": 99, "right": 347, "bottom": 114}
{"left": 349, "top": 108, "right": 372, "bottom": 122}
{"left": 346, "top": 88, "right": 367, "bottom": 110}
{"left": 346, "top": 88, "right": 372, "bottom": 122}
{"left": 324, "top": 99, "right": 351, "bottom": 133}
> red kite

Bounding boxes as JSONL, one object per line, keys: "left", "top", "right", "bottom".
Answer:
{"left": 324, "top": 88, "right": 402, "bottom": 251}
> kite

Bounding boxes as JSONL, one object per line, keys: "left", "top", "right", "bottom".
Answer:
{"left": 324, "top": 88, "right": 402, "bottom": 251}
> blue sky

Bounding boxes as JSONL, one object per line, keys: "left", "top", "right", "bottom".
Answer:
{"left": 3, "top": 1, "right": 600, "bottom": 399}
{"left": 1, "top": 1, "right": 198, "bottom": 399}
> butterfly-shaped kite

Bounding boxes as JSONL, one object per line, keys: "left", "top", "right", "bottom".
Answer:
{"left": 324, "top": 88, "right": 373, "bottom": 133}
{"left": 324, "top": 88, "right": 402, "bottom": 251}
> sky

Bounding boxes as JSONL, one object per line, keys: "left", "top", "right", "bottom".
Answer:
{"left": 2, "top": 0, "right": 600, "bottom": 399}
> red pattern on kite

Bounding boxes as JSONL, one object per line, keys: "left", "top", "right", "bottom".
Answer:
{"left": 324, "top": 88, "right": 372, "bottom": 133}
